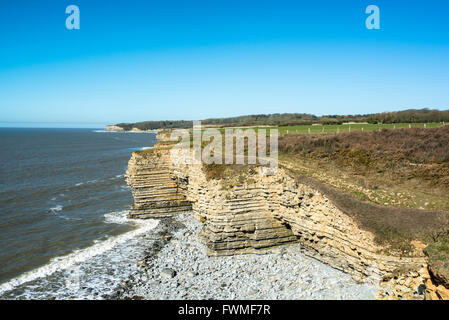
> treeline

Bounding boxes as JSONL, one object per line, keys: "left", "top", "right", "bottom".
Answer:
{"left": 115, "top": 121, "right": 193, "bottom": 130}
{"left": 366, "top": 109, "right": 449, "bottom": 124}
{"left": 115, "top": 113, "right": 321, "bottom": 130}
{"left": 203, "top": 113, "right": 318, "bottom": 126}
{"left": 114, "top": 109, "right": 449, "bottom": 130}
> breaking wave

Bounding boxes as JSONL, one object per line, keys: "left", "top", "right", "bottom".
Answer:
{"left": 0, "top": 211, "right": 159, "bottom": 299}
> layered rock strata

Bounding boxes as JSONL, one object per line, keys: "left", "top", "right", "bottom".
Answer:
{"left": 187, "top": 165, "right": 428, "bottom": 298}
{"left": 126, "top": 148, "right": 191, "bottom": 219}
{"left": 125, "top": 143, "right": 446, "bottom": 299}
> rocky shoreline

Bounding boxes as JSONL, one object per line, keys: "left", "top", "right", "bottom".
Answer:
{"left": 110, "top": 213, "right": 377, "bottom": 300}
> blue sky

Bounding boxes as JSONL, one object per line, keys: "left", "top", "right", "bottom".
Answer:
{"left": 0, "top": 0, "right": 448, "bottom": 127}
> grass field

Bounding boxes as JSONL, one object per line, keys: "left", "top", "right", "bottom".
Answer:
{"left": 188, "top": 122, "right": 448, "bottom": 136}
{"left": 258, "top": 122, "right": 445, "bottom": 135}
{"left": 203, "top": 122, "right": 447, "bottom": 135}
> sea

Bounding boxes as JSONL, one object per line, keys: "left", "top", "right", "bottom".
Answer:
{"left": 0, "top": 128, "right": 158, "bottom": 299}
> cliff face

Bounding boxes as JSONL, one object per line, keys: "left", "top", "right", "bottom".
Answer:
{"left": 125, "top": 144, "right": 447, "bottom": 300}
{"left": 105, "top": 125, "right": 125, "bottom": 132}
{"left": 187, "top": 165, "right": 298, "bottom": 255}
{"left": 126, "top": 148, "right": 191, "bottom": 219}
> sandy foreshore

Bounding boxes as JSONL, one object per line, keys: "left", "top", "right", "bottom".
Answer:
{"left": 108, "top": 213, "right": 377, "bottom": 300}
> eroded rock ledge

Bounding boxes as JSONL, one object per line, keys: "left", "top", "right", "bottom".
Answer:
{"left": 125, "top": 139, "right": 448, "bottom": 300}
{"left": 126, "top": 148, "right": 192, "bottom": 218}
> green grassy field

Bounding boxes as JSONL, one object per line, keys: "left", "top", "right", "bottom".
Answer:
{"left": 188, "top": 122, "right": 447, "bottom": 136}
{"left": 235, "top": 122, "right": 445, "bottom": 135}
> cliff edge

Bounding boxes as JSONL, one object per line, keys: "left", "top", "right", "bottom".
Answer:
{"left": 125, "top": 133, "right": 449, "bottom": 300}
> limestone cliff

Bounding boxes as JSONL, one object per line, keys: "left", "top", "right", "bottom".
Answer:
{"left": 105, "top": 125, "right": 125, "bottom": 132}
{"left": 125, "top": 140, "right": 448, "bottom": 300}
{"left": 125, "top": 144, "right": 191, "bottom": 219}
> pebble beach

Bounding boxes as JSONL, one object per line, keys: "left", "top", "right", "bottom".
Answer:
{"left": 112, "top": 213, "right": 377, "bottom": 300}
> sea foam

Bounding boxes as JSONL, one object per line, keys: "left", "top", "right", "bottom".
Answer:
{"left": 0, "top": 211, "right": 158, "bottom": 296}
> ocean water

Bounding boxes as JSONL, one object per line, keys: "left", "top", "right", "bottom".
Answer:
{"left": 0, "top": 128, "right": 158, "bottom": 299}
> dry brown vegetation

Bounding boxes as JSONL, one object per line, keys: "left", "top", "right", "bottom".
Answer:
{"left": 279, "top": 126, "right": 449, "bottom": 191}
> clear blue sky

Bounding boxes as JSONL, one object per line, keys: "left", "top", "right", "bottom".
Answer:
{"left": 0, "top": 0, "right": 448, "bottom": 127}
